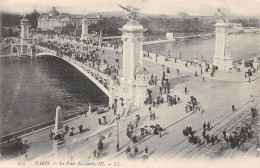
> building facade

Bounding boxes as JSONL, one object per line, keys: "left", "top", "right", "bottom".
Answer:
{"left": 37, "top": 7, "right": 102, "bottom": 30}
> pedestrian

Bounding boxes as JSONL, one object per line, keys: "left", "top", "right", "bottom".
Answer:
{"left": 207, "top": 122, "right": 210, "bottom": 130}
{"left": 103, "top": 116, "right": 107, "bottom": 125}
{"left": 89, "top": 104, "right": 92, "bottom": 114}
{"left": 145, "top": 145, "right": 148, "bottom": 154}
{"left": 232, "top": 105, "right": 236, "bottom": 112}
{"left": 184, "top": 87, "right": 187, "bottom": 94}
{"left": 70, "top": 129, "right": 74, "bottom": 136}
{"left": 211, "top": 136, "right": 215, "bottom": 145}
{"left": 203, "top": 76, "right": 205, "bottom": 82}
{"left": 203, "top": 122, "right": 206, "bottom": 131}
{"left": 79, "top": 124, "right": 83, "bottom": 134}
{"left": 114, "top": 99, "right": 117, "bottom": 115}
{"left": 134, "top": 146, "right": 139, "bottom": 156}
{"left": 97, "top": 148, "right": 101, "bottom": 158}
{"left": 126, "top": 146, "right": 131, "bottom": 154}
{"left": 93, "top": 149, "right": 97, "bottom": 158}
{"left": 98, "top": 118, "right": 102, "bottom": 125}
{"left": 65, "top": 125, "right": 69, "bottom": 134}
{"left": 205, "top": 134, "right": 210, "bottom": 144}
{"left": 202, "top": 130, "right": 206, "bottom": 139}
{"left": 49, "top": 130, "right": 54, "bottom": 140}
{"left": 223, "top": 130, "right": 227, "bottom": 140}
{"left": 250, "top": 95, "right": 254, "bottom": 102}
{"left": 159, "top": 87, "right": 162, "bottom": 94}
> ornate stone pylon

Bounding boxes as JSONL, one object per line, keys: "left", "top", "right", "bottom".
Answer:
{"left": 80, "top": 17, "right": 89, "bottom": 40}
{"left": 21, "top": 15, "right": 30, "bottom": 43}
{"left": 119, "top": 19, "right": 147, "bottom": 106}
{"left": 213, "top": 9, "right": 233, "bottom": 71}
{"left": 11, "top": 14, "right": 33, "bottom": 57}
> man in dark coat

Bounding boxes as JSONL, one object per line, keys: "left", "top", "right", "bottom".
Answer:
{"left": 203, "top": 122, "right": 207, "bottom": 131}
{"left": 202, "top": 130, "right": 206, "bottom": 139}
{"left": 134, "top": 146, "right": 139, "bottom": 156}
{"left": 79, "top": 124, "right": 83, "bottom": 134}
{"left": 207, "top": 122, "right": 210, "bottom": 130}
{"left": 211, "top": 136, "right": 215, "bottom": 145}
{"left": 126, "top": 146, "right": 131, "bottom": 154}
{"left": 223, "top": 130, "right": 227, "bottom": 140}
{"left": 145, "top": 145, "right": 148, "bottom": 154}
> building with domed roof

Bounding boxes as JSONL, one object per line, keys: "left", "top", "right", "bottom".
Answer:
{"left": 37, "top": 7, "right": 102, "bottom": 31}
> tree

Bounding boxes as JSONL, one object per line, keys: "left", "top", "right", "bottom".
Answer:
{"left": 179, "top": 12, "right": 190, "bottom": 17}
{"left": 61, "top": 24, "right": 75, "bottom": 35}
{"left": 27, "top": 10, "right": 40, "bottom": 30}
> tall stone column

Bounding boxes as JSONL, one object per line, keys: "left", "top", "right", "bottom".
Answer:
{"left": 53, "top": 106, "right": 65, "bottom": 151}
{"left": 213, "top": 17, "right": 233, "bottom": 71}
{"left": 21, "top": 15, "right": 29, "bottom": 44}
{"left": 119, "top": 19, "right": 147, "bottom": 106}
{"left": 81, "top": 18, "right": 89, "bottom": 41}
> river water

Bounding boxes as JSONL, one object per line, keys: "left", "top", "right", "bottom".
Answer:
{"left": 0, "top": 56, "right": 108, "bottom": 137}
{"left": 144, "top": 33, "right": 260, "bottom": 63}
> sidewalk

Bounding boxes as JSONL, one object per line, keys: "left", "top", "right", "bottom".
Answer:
{"left": 143, "top": 52, "right": 260, "bottom": 82}
{"left": 63, "top": 86, "right": 195, "bottom": 161}
{"left": 20, "top": 110, "right": 114, "bottom": 160}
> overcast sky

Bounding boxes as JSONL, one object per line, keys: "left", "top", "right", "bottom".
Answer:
{"left": 0, "top": 0, "right": 259, "bottom": 16}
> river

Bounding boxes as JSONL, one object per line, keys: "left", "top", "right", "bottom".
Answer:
{"left": 0, "top": 56, "right": 108, "bottom": 137}
{"left": 144, "top": 33, "right": 260, "bottom": 63}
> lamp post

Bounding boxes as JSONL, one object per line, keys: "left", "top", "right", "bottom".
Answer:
{"left": 116, "top": 114, "right": 120, "bottom": 152}
{"left": 117, "top": 54, "right": 120, "bottom": 70}
{"left": 200, "top": 55, "right": 203, "bottom": 75}
{"left": 162, "top": 64, "right": 165, "bottom": 72}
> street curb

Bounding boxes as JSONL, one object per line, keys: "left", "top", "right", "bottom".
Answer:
{"left": 106, "top": 108, "right": 198, "bottom": 161}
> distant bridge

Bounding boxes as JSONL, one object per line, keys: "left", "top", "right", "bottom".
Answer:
{"left": 35, "top": 46, "right": 110, "bottom": 96}
{"left": 100, "top": 33, "right": 215, "bottom": 45}
{"left": 101, "top": 36, "right": 122, "bottom": 40}
{"left": 174, "top": 33, "right": 215, "bottom": 41}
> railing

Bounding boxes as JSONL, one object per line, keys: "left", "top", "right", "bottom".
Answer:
{"left": 66, "top": 123, "right": 116, "bottom": 153}
{"left": 36, "top": 45, "right": 111, "bottom": 93}
{"left": 0, "top": 104, "right": 109, "bottom": 145}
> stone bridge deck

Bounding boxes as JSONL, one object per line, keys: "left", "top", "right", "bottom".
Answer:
{"left": 35, "top": 46, "right": 110, "bottom": 96}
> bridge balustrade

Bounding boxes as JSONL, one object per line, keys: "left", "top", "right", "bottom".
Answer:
{"left": 0, "top": 104, "right": 108, "bottom": 145}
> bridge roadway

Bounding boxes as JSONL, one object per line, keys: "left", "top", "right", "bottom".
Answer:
{"left": 35, "top": 46, "right": 110, "bottom": 96}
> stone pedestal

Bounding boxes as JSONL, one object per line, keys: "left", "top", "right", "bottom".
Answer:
{"left": 80, "top": 18, "right": 89, "bottom": 41}
{"left": 53, "top": 106, "right": 65, "bottom": 151}
{"left": 213, "top": 20, "right": 233, "bottom": 71}
{"left": 119, "top": 20, "right": 147, "bottom": 106}
{"left": 166, "top": 32, "right": 174, "bottom": 40}
{"left": 21, "top": 16, "right": 30, "bottom": 44}
{"left": 134, "top": 78, "right": 148, "bottom": 106}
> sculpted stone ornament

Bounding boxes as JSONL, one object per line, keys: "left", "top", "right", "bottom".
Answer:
{"left": 118, "top": 4, "right": 141, "bottom": 21}
{"left": 216, "top": 8, "right": 226, "bottom": 22}
{"left": 135, "top": 64, "right": 148, "bottom": 82}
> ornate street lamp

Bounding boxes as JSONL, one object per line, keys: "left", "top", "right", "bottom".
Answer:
{"left": 162, "top": 64, "right": 165, "bottom": 72}
{"left": 115, "top": 114, "right": 120, "bottom": 152}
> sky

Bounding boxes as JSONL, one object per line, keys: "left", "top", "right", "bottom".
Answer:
{"left": 0, "top": 0, "right": 259, "bottom": 16}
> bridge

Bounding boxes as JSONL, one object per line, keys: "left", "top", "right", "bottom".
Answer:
{"left": 35, "top": 46, "right": 110, "bottom": 96}
{"left": 101, "top": 36, "right": 121, "bottom": 41}
{"left": 100, "top": 33, "right": 216, "bottom": 44}
{"left": 174, "top": 33, "right": 215, "bottom": 41}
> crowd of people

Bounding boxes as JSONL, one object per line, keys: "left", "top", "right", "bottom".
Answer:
{"left": 126, "top": 145, "right": 149, "bottom": 159}
{"left": 36, "top": 37, "right": 123, "bottom": 89}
